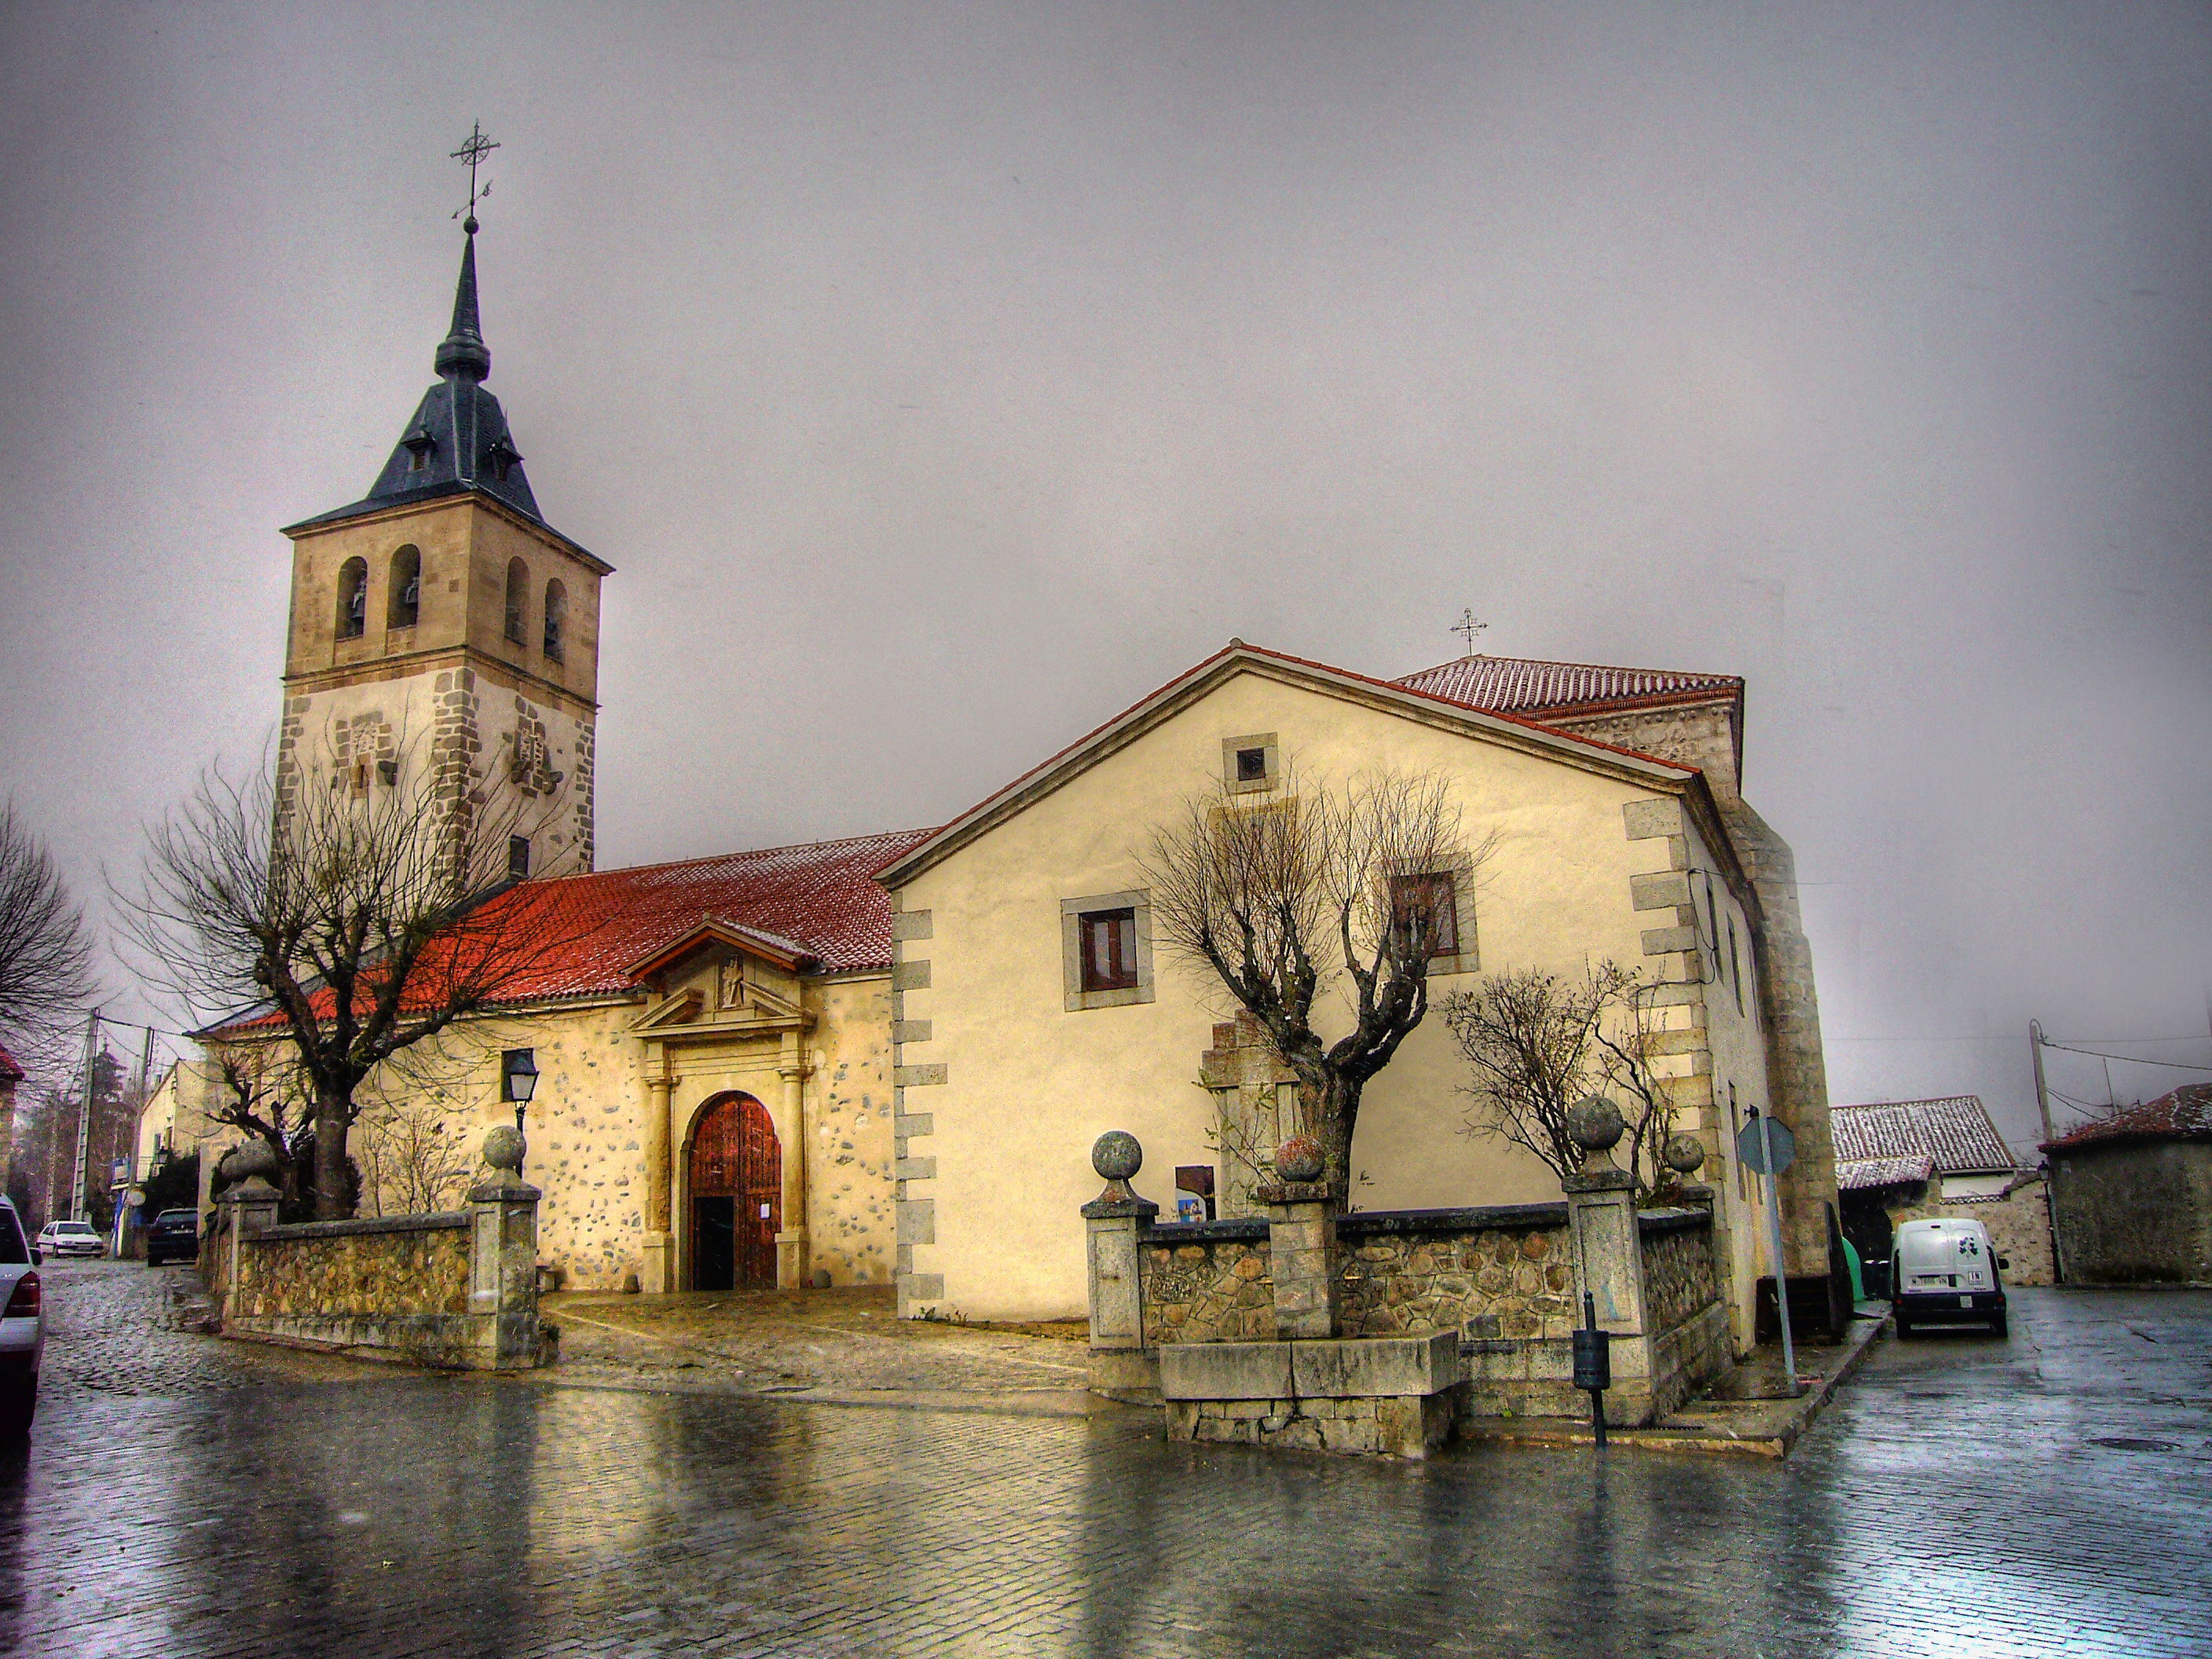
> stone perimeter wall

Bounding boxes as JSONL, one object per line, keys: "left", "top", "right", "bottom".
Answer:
{"left": 1640, "top": 1211, "right": 1721, "bottom": 1334}
{"left": 1141, "top": 1221, "right": 1273, "bottom": 1344}
{"left": 203, "top": 1188, "right": 545, "bottom": 1371}
{"left": 229, "top": 1214, "right": 471, "bottom": 1319}
{"left": 1335, "top": 1207, "right": 1575, "bottom": 1341}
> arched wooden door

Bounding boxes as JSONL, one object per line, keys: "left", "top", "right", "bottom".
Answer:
{"left": 689, "top": 1094, "right": 782, "bottom": 1290}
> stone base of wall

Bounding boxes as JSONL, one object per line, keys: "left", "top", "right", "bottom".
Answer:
{"left": 1086, "top": 1346, "right": 1161, "bottom": 1404}
{"left": 222, "top": 1310, "right": 552, "bottom": 1372}
{"left": 1646, "top": 1301, "right": 1730, "bottom": 1421}
{"left": 1167, "top": 1390, "right": 1456, "bottom": 1457}
{"left": 1461, "top": 1336, "right": 1650, "bottom": 1424}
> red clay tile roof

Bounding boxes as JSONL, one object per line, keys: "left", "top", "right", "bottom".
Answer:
{"left": 0, "top": 1043, "right": 21, "bottom": 1085}
{"left": 1395, "top": 654, "right": 1742, "bottom": 716}
{"left": 207, "top": 828, "right": 933, "bottom": 1037}
{"left": 1835, "top": 1153, "right": 1937, "bottom": 1191}
{"left": 2044, "top": 1083, "right": 2212, "bottom": 1152}
{"left": 1831, "top": 1097, "right": 2019, "bottom": 1173}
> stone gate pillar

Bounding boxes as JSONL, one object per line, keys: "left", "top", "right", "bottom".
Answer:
{"left": 469, "top": 1126, "right": 547, "bottom": 1370}
{"left": 1082, "top": 1131, "right": 1159, "bottom": 1401}
{"left": 1561, "top": 1097, "right": 1651, "bottom": 1334}
{"left": 1258, "top": 1133, "right": 1339, "bottom": 1341}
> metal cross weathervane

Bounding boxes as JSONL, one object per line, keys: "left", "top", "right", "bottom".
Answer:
{"left": 451, "top": 122, "right": 500, "bottom": 225}
{"left": 1452, "top": 607, "right": 1488, "bottom": 656}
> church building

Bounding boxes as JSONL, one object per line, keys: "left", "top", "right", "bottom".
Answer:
{"left": 194, "top": 215, "right": 1840, "bottom": 1356}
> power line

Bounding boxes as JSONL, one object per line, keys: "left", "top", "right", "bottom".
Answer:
{"left": 2038, "top": 1040, "right": 2212, "bottom": 1073}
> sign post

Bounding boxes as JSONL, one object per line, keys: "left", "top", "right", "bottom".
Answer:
{"left": 1736, "top": 1111, "right": 1800, "bottom": 1396}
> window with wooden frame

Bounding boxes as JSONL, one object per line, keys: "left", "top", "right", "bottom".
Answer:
{"left": 1078, "top": 908, "right": 1139, "bottom": 992}
{"left": 1385, "top": 858, "right": 1479, "bottom": 975}
{"left": 1061, "top": 891, "right": 1155, "bottom": 1010}
{"left": 1388, "top": 871, "right": 1460, "bottom": 960}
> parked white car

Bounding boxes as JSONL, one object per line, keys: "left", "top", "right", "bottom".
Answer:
{"left": 1892, "top": 1216, "right": 2009, "bottom": 1339}
{"left": 0, "top": 1197, "right": 42, "bottom": 1435}
{"left": 35, "top": 1218, "right": 103, "bottom": 1258}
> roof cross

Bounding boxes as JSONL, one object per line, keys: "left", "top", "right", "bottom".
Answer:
{"left": 1451, "top": 607, "right": 1488, "bottom": 657}
{"left": 451, "top": 121, "right": 500, "bottom": 228}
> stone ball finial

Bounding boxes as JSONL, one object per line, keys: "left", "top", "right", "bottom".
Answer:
{"left": 1273, "top": 1133, "right": 1326, "bottom": 1183}
{"left": 1566, "top": 1095, "right": 1626, "bottom": 1153}
{"left": 1091, "top": 1130, "right": 1142, "bottom": 1183}
{"left": 222, "top": 1141, "right": 281, "bottom": 1185}
{"left": 1664, "top": 1133, "right": 1708, "bottom": 1176}
{"left": 483, "top": 1125, "right": 526, "bottom": 1174}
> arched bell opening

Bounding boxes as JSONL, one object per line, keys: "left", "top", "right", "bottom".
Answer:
{"left": 687, "top": 1093, "right": 781, "bottom": 1291}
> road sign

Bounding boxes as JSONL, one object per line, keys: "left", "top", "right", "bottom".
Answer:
{"left": 1735, "top": 1115, "right": 1796, "bottom": 1176}
{"left": 125, "top": 1188, "right": 148, "bottom": 1209}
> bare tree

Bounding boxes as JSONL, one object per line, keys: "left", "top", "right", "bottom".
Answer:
{"left": 1444, "top": 961, "right": 1683, "bottom": 1203}
{"left": 118, "top": 740, "right": 589, "bottom": 1220}
{"left": 354, "top": 1085, "right": 478, "bottom": 1216}
{"left": 1143, "top": 763, "right": 1489, "bottom": 1199}
{"left": 0, "top": 804, "right": 96, "bottom": 1068}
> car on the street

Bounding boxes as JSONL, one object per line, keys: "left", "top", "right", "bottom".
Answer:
{"left": 1892, "top": 1216, "right": 2009, "bottom": 1338}
{"left": 143, "top": 1208, "right": 200, "bottom": 1267}
{"left": 35, "top": 1218, "right": 104, "bottom": 1258}
{"left": 0, "top": 1197, "right": 42, "bottom": 1436}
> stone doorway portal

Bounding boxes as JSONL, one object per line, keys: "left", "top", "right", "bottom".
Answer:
{"left": 690, "top": 1093, "right": 781, "bottom": 1290}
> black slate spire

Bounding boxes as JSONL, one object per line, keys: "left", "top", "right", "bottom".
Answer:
{"left": 293, "top": 218, "right": 546, "bottom": 531}
{"left": 434, "top": 225, "right": 492, "bottom": 382}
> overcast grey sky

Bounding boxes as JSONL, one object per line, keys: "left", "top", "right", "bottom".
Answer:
{"left": 2, "top": 2, "right": 2207, "bottom": 1142}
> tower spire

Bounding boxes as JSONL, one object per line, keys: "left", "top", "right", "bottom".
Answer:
{"left": 434, "top": 229, "right": 491, "bottom": 382}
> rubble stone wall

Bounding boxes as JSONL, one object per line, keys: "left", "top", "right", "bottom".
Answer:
{"left": 1141, "top": 1221, "right": 1273, "bottom": 1344}
{"left": 1335, "top": 1206, "right": 1576, "bottom": 1341}
{"left": 231, "top": 1214, "right": 471, "bottom": 1320}
{"left": 1639, "top": 1211, "right": 1721, "bottom": 1335}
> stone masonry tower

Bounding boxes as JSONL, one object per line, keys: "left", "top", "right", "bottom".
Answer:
{"left": 275, "top": 218, "right": 610, "bottom": 881}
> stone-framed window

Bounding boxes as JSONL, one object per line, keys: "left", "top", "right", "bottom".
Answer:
{"left": 1062, "top": 891, "right": 1155, "bottom": 1011}
{"left": 1221, "top": 732, "right": 1280, "bottom": 796}
{"left": 1388, "top": 857, "right": 1480, "bottom": 976}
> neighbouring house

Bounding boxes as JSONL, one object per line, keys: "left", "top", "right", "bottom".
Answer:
{"left": 1832, "top": 1095, "right": 2055, "bottom": 1289}
{"left": 875, "top": 639, "right": 1840, "bottom": 1347}
{"left": 2042, "top": 1084, "right": 2212, "bottom": 1286}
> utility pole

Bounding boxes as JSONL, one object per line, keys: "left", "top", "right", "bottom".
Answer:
{"left": 2030, "top": 1019, "right": 2064, "bottom": 1286}
{"left": 68, "top": 1008, "right": 100, "bottom": 1223}
{"left": 2029, "top": 1019, "right": 2055, "bottom": 1147}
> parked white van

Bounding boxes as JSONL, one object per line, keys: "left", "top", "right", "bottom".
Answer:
{"left": 1892, "top": 1217, "right": 2009, "bottom": 1339}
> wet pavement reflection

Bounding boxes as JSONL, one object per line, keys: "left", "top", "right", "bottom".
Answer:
{"left": 5, "top": 1265, "right": 2206, "bottom": 1657}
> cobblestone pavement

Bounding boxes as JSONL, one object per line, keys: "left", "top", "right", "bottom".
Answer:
{"left": 540, "top": 1284, "right": 1095, "bottom": 1401}
{"left": 5, "top": 1263, "right": 2207, "bottom": 1658}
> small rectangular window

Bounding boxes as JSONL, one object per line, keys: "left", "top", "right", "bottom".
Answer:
{"left": 1079, "top": 909, "right": 1139, "bottom": 992}
{"left": 1236, "top": 746, "right": 1268, "bottom": 783}
{"left": 1389, "top": 872, "right": 1460, "bottom": 958}
{"left": 1729, "top": 921, "right": 1744, "bottom": 1016}
{"left": 507, "top": 835, "right": 531, "bottom": 880}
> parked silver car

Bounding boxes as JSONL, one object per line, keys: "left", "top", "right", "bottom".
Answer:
{"left": 35, "top": 1218, "right": 103, "bottom": 1258}
{"left": 0, "top": 1197, "right": 42, "bottom": 1436}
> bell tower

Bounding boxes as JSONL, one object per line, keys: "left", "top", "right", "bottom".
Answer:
{"left": 274, "top": 189, "right": 610, "bottom": 881}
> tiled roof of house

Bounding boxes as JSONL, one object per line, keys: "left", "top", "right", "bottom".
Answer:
{"left": 2044, "top": 1083, "right": 2212, "bottom": 1152}
{"left": 1830, "top": 1097, "right": 2020, "bottom": 1174}
{"left": 205, "top": 827, "right": 933, "bottom": 1038}
{"left": 1835, "top": 1153, "right": 1937, "bottom": 1192}
{"left": 1394, "top": 654, "right": 1742, "bottom": 716}
{"left": 0, "top": 1043, "right": 21, "bottom": 1085}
